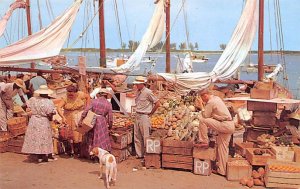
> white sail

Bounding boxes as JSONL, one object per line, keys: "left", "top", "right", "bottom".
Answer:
{"left": 158, "top": 0, "right": 258, "bottom": 93}
{"left": 111, "top": 0, "right": 165, "bottom": 73}
{"left": 0, "top": 0, "right": 83, "bottom": 65}
{"left": 0, "top": 0, "right": 26, "bottom": 37}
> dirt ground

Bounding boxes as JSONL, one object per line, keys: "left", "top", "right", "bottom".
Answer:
{"left": 0, "top": 152, "right": 260, "bottom": 189}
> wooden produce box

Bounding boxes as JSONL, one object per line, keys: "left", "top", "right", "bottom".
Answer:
{"left": 111, "top": 148, "right": 128, "bottom": 163}
{"left": 244, "top": 127, "right": 269, "bottom": 142}
{"left": 252, "top": 111, "right": 277, "bottom": 126}
{"left": 162, "top": 139, "right": 193, "bottom": 156}
{"left": 271, "top": 146, "right": 295, "bottom": 162}
{"left": 247, "top": 101, "right": 277, "bottom": 112}
{"left": 146, "top": 137, "right": 161, "bottom": 154}
{"left": 234, "top": 142, "right": 254, "bottom": 157}
{"left": 193, "top": 147, "right": 216, "bottom": 161}
{"left": 245, "top": 148, "right": 275, "bottom": 166}
{"left": 193, "top": 159, "right": 212, "bottom": 176}
{"left": 250, "top": 88, "right": 277, "bottom": 100}
{"left": 110, "top": 131, "right": 128, "bottom": 149}
{"left": 7, "top": 136, "right": 25, "bottom": 154}
{"left": 162, "top": 154, "right": 193, "bottom": 171}
{"left": 145, "top": 153, "right": 161, "bottom": 169}
{"left": 265, "top": 159, "right": 300, "bottom": 188}
{"left": 226, "top": 158, "right": 252, "bottom": 181}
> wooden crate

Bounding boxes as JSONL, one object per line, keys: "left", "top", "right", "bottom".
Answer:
{"left": 111, "top": 148, "right": 128, "bottom": 163}
{"left": 193, "top": 147, "right": 216, "bottom": 161}
{"left": 145, "top": 153, "right": 161, "bottom": 169}
{"left": 234, "top": 142, "right": 254, "bottom": 157}
{"left": 252, "top": 115, "right": 277, "bottom": 126}
{"left": 226, "top": 158, "right": 252, "bottom": 181}
{"left": 162, "top": 139, "right": 193, "bottom": 156}
{"left": 265, "top": 159, "right": 300, "bottom": 188}
{"left": 250, "top": 88, "right": 277, "bottom": 100}
{"left": 245, "top": 148, "right": 275, "bottom": 166}
{"left": 247, "top": 101, "right": 277, "bottom": 112}
{"left": 271, "top": 146, "right": 295, "bottom": 162}
{"left": 193, "top": 159, "right": 212, "bottom": 176}
{"left": 7, "top": 136, "right": 24, "bottom": 154}
{"left": 146, "top": 137, "right": 161, "bottom": 154}
{"left": 162, "top": 154, "right": 193, "bottom": 171}
{"left": 110, "top": 131, "right": 128, "bottom": 149}
{"left": 244, "top": 128, "right": 269, "bottom": 142}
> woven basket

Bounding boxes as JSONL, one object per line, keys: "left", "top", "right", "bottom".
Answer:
{"left": 7, "top": 117, "right": 27, "bottom": 136}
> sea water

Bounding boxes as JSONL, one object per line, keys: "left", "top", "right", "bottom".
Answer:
{"left": 63, "top": 51, "right": 300, "bottom": 99}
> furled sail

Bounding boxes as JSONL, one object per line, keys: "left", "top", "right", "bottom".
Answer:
{"left": 0, "top": 0, "right": 26, "bottom": 37}
{"left": 0, "top": 0, "right": 83, "bottom": 65}
{"left": 111, "top": 0, "right": 165, "bottom": 73}
{"left": 158, "top": 0, "right": 258, "bottom": 93}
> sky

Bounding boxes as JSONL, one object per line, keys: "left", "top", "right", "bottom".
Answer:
{"left": 0, "top": 0, "right": 299, "bottom": 51}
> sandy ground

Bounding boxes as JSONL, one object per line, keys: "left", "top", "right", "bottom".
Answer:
{"left": 0, "top": 152, "right": 260, "bottom": 189}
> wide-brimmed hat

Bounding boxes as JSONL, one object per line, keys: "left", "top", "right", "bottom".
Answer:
{"left": 14, "top": 79, "right": 26, "bottom": 91}
{"left": 90, "top": 88, "right": 111, "bottom": 99}
{"left": 34, "top": 85, "right": 53, "bottom": 95}
{"left": 132, "top": 76, "right": 147, "bottom": 84}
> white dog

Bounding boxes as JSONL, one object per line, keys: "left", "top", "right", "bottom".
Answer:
{"left": 90, "top": 147, "right": 117, "bottom": 188}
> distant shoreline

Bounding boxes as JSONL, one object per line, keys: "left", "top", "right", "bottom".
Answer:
{"left": 61, "top": 48, "right": 300, "bottom": 55}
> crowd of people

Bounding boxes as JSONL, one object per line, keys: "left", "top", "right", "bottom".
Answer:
{"left": 1, "top": 72, "right": 235, "bottom": 177}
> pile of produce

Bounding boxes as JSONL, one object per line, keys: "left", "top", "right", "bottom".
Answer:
{"left": 113, "top": 113, "right": 133, "bottom": 128}
{"left": 240, "top": 167, "right": 265, "bottom": 187}
{"left": 257, "top": 134, "right": 276, "bottom": 148}
{"left": 253, "top": 149, "right": 272, "bottom": 156}
{"left": 269, "top": 164, "right": 300, "bottom": 173}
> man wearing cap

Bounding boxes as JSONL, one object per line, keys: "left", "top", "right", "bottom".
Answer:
{"left": 133, "top": 76, "right": 160, "bottom": 159}
{"left": 0, "top": 79, "right": 27, "bottom": 131}
{"left": 196, "top": 89, "right": 235, "bottom": 176}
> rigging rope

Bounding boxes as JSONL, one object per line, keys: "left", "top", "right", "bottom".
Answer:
{"left": 37, "top": 0, "right": 43, "bottom": 29}
{"left": 46, "top": 0, "right": 55, "bottom": 20}
{"left": 113, "top": 0, "right": 124, "bottom": 55}
{"left": 121, "top": 0, "right": 131, "bottom": 41}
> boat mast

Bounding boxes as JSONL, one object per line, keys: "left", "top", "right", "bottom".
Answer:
{"left": 165, "top": 0, "right": 171, "bottom": 73}
{"left": 258, "top": 0, "right": 264, "bottom": 81}
{"left": 25, "top": 0, "right": 34, "bottom": 69}
{"left": 99, "top": 0, "right": 106, "bottom": 68}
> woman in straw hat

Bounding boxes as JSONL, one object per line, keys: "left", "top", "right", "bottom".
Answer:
{"left": 0, "top": 79, "right": 27, "bottom": 131}
{"left": 80, "top": 88, "right": 113, "bottom": 154}
{"left": 57, "top": 84, "right": 90, "bottom": 157}
{"left": 21, "top": 85, "right": 56, "bottom": 163}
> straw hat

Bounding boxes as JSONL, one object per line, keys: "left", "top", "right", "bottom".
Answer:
{"left": 34, "top": 85, "right": 53, "bottom": 95}
{"left": 14, "top": 79, "right": 26, "bottom": 90}
{"left": 90, "top": 88, "right": 111, "bottom": 99}
{"left": 132, "top": 76, "right": 147, "bottom": 84}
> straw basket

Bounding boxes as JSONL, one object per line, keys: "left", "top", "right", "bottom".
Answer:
{"left": 7, "top": 117, "right": 27, "bottom": 136}
{"left": 0, "top": 131, "right": 11, "bottom": 153}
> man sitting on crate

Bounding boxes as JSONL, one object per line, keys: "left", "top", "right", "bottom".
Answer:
{"left": 195, "top": 88, "right": 235, "bottom": 176}
{"left": 133, "top": 76, "right": 160, "bottom": 160}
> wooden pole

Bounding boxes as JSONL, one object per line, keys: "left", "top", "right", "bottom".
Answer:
{"left": 165, "top": 0, "right": 171, "bottom": 73}
{"left": 25, "top": 0, "right": 34, "bottom": 69}
{"left": 99, "top": 0, "right": 106, "bottom": 68}
{"left": 258, "top": 0, "right": 264, "bottom": 81}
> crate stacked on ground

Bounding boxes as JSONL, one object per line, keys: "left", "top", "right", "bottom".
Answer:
{"left": 0, "top": 131, "right": 11, "bottom": 153}
{"left": 193, "top": 146, "right": 216, "bottom": 176}
{"left": 7, "top": 135, "right": 25, "bottom": 154}
{"left": 265, "top": 159, "right": 300, "bottom": 188}
{"left": 226, "top": 157, "right": 252, "bottom": 181}
{"left": 161, "top": 139, "right": 193, "bottom": 171}
{"left": 110, "top": 127, "right": 133, "bottom": 163}
{"left": 245, "top": 101, "right": 278, "bottom": 142}
{"left": 144, "top": 137, "right": 162, "bottom": 169}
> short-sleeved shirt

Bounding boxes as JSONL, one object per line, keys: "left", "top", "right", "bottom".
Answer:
{"left": 135, "top": 87, "right": 158, "bottom": 114}
{"left": 1, "top": 83, "right": 24, "bottom": 109}
{"left": 30, "top": 76, "right": 47, "bottom": 91}
{"left": 202, "top": 95, "right": 232, "bottom": 122}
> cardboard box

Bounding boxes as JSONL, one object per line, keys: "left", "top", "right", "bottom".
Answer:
{"left": 194, "top": 159, "right": 212, "bottom": 176}
{"left": 250, "top": 88, "right": 278, "bottom": 100}
{"left": 226, "top": 158, "right": 252, "bottom": 181}
{"left": 271, "top": 146, "right": 295, "bottom": 162}
{"left": 146, "top": 137, "right": 161, "bottom": 154}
